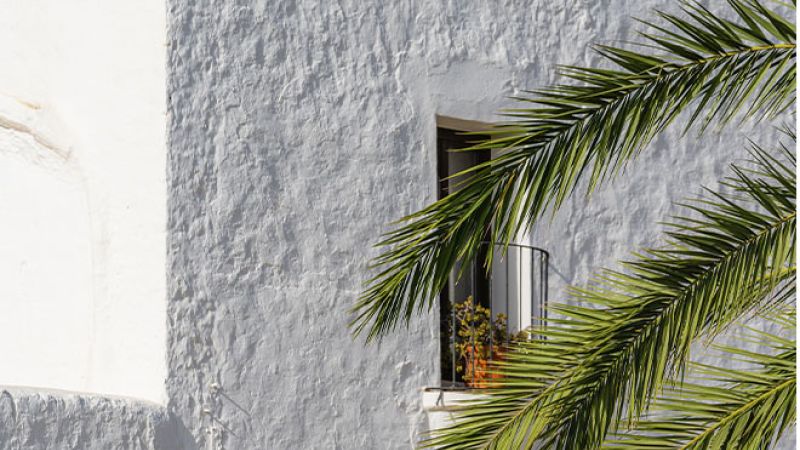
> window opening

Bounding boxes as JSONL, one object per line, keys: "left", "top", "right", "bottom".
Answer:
{"left": 436, "top": 126, "right": 549, "bottom": 388}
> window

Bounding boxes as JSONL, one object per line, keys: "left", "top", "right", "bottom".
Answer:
{"left": 436, "top": 120, "right": 548, "bottom": 387}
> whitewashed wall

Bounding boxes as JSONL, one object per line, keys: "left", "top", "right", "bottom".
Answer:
{"left": 0, "top": 0, "right": 793, "bottom": 449}
{"left": 0, "top": 1, "right": 167, "bottom": 403}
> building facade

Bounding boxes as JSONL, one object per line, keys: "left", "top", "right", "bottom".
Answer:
{"left": 0, "top": 1, "right": 793, "bottom": 448}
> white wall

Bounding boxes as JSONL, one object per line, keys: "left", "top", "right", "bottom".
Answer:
{"left": 163, "top": 1, "right": 793, "bottom": 448}
{"left": 0, "top": 1, "right": 167, "bottom": 404}
{"left": 0, "top": 1, "right": 792, "bottom": 449}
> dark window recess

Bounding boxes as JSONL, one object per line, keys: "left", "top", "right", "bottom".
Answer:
{"left": 437, "top": 127, "right": 491, "bottom": 385}
{"left": 435, "top": 127, "right": 550, "bottom": 389}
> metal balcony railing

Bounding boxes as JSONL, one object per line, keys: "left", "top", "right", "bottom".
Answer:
{"left": 442, "top": 241, "right": 549, "bottom": 388}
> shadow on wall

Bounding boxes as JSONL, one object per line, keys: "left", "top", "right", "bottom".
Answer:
{"left": 157, "top": 413, "right": 199, "bottom": 450}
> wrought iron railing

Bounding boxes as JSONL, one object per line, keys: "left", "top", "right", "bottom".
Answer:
{"left": 442, "top": 241, "right": 549, "bottom": 388}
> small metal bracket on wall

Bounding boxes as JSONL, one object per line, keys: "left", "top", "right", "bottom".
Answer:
{"left": 201, "top": 381, "right": 251, "bottom": 449}
{"left": 202, "top": 382, "right": 225, "bottom": 450}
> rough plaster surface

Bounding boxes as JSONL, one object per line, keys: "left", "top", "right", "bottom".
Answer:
{"left": 0, "top": 388, "right": 179, "bottom": 450}
{"left": 163, "top": 0, "right": 793, "bottom": 448}
{"left": 0, "top": 0, "right": 794, "bottom": 448}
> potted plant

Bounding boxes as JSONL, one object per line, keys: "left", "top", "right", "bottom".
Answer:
{"left": 453, "top": 297, "right": 523, "bottom": 388}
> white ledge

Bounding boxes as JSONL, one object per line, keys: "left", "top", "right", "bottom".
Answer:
{"left": 0, "top": 384, "right": 165, "bottom": 409}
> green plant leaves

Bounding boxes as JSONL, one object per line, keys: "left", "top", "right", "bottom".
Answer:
{"left": 423, "top": 139, "right": 796, "bottom": 449}
{"left": 351, "top": 0, "right": 796, "bottom": 343}
{"left": 604, "top": 310, "right": 796, "bottom": 450}
{"left": 351, "top": 2, "right": 796, "bottom": 446}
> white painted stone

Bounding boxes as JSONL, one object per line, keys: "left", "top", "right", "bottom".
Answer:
{"left": 0, "top": 387, "right": 178, "bottom": 450}
{"left": 163, "top": 1, "right": 794, "bottom": 448}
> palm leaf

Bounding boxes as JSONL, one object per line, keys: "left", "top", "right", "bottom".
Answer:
{"left": 424, "top": 137, "right": 796, "bottom": 449}
{"left": 604, "top": 310, "right": 796, "bottom": 450}
{"left": 352, "top": 0, "right": 796, "bottom": 341}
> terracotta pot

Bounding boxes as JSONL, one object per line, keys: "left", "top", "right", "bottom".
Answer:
{"left": 463, "top": 346, "right": 504, "bottom": 388}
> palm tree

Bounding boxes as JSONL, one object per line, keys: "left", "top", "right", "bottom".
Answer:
{"left": 351, "top": 1, "right": 795, "bottom": 448}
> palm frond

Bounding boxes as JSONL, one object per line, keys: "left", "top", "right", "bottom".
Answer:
{"left": 424, "top": 138, "right": 796, "bottom": 449}
{"left": 604, "top": 310, "right": 796, "bottom": 450}
{"left": 352, "top": 0, "right": 796, "bottom": 341}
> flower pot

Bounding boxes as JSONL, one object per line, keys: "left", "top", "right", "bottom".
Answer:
{"left": 463, "top": 346, "right": 506, "bottom": 388}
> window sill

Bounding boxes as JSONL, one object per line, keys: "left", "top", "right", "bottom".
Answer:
{"left": 422, "top": 387, "right": 488, "bottom": 432}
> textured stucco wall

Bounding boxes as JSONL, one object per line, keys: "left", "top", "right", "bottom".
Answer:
{"left": 164, "top": 0, "right": 793, "bottom": 448}
{"left": 0, "top": 388, "right": 181, "bottom": 450}
{"left": 0, "top": 0, "right": 793, "bottom": 449}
